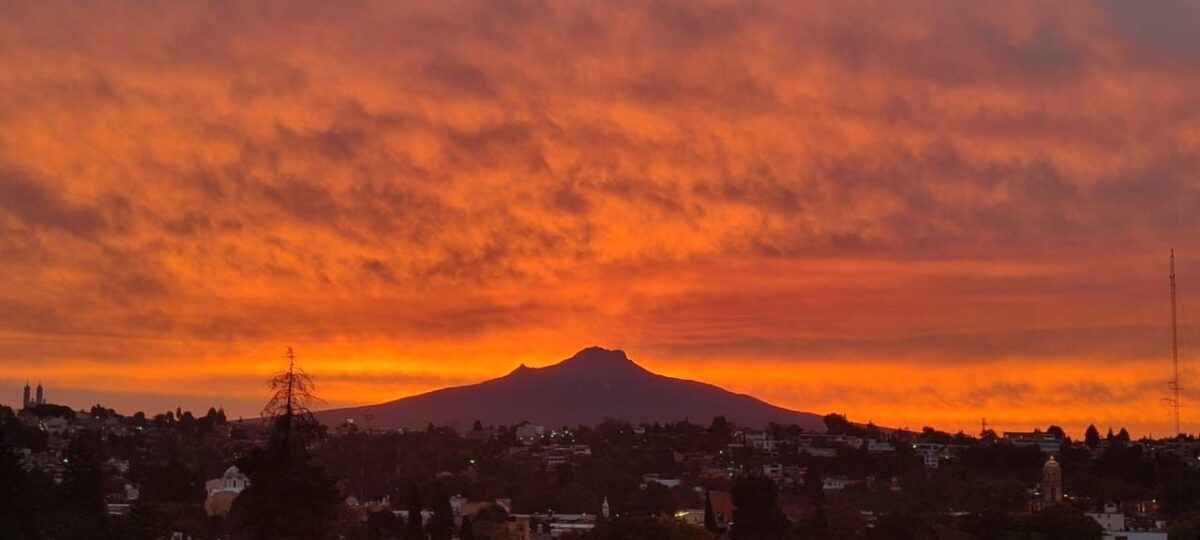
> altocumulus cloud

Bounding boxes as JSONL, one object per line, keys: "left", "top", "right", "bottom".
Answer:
{"left": 0, "top": 0, "right": 1197, "bottom": 435}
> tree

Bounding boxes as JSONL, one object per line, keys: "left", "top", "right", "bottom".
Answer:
{"left": 262, "top": 346, "right": 324, "bottom": 449}
{"left": 473, "top": 504, "right": 513, "bottom": 540}
{"left": 1030, "top": 504, "right": 1103, "bottom": 540}
{"left": 730, "top": 476, "right": 789, "bottom": 540}
{"left": 1117, "top": 428, "right": 1131, "bottom": 443}
{"left": 407, "top": 486, "right": 425, "bottom": 540}
{"left": 118, "top": 502, "right": 211, "bottom": 540}
{"left": 362, "top": 508, "right": 405, "bottom": 540}
{"left": 429, "top": 490, "right": 454, "bottom": 540}
{"left": 708, "top": 416, "right": 732, "bottom": 449}
{"left": 1084, "top": 424, "right": 1101, "bottom": 448}
{"left": 50, "top": 436, "right": 110, "bottom": 539}
{"left": 703, "top": 489, "right": 719, "bottom": 533}
{"left": 459, "top": 515, "right": 476, "bottom": 540}
{"left": 626, "top": 482, "right": 674, "bottom": 516}
{"left": 0, "top": 440, "right": 43, "bottom": 539}
{"left": 231, "top": 347, "right": 343, "bottom": 540}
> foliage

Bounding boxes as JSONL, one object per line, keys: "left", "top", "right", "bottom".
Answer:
{"left": 730, "top": 476, "right": 790, "bottom": 540}
{"left": 48, "top": 436, "right": 111, "bottom": 539}
{"left": 230, "top": 348, "right": 344, "bottom": 540}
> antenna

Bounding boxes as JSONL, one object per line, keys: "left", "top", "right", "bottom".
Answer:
{"left": 1168, "top": 249, "right": 1184, "bottom": 436}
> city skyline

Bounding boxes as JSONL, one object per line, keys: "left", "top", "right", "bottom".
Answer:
{"left": 2, "top": 1, "right": 1200, "bottom": 437}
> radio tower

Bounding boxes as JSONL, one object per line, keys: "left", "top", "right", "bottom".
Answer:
{"left": 1168, "top": 249, "right": 1183, "bottom": 436}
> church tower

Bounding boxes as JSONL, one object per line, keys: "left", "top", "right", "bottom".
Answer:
{"left": 22, "top": 381, "right": 31, "bottom": 408}
{"left": 1042, "top": 455, "right": 1062, "bottom": 504}
{"left": 35, "top": 381, "right": 44, "bottom": 405}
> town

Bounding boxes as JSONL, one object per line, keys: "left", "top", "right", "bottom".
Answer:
{"left": 4, "top": 381, "right": 1200, "bottom": 539}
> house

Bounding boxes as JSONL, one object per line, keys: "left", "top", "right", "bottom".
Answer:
{"left": 1086, "top": 504, "right": 1167, "bottom": 540}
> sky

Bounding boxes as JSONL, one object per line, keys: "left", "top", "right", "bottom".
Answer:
{"left": 1, "top": 0, "right": 1199, "bottom": 437}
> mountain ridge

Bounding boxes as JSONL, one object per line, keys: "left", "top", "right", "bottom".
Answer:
{"left": 314, "top": 346, "right": 826, "bottom": 430}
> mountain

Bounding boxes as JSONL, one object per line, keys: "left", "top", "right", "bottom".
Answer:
{"left": 314, "top": 347, "right": 826, "bottom": 431}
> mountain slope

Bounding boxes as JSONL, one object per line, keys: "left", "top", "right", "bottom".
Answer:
{"left": 314, "top": 347, "right": 826, "bottom": 430}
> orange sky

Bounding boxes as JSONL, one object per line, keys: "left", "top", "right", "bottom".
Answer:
{"left": 2, "top": 0, "right": 1199, "bottom": 437}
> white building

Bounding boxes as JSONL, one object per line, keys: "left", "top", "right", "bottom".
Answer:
{"left": 1004, "top": 432, "right": 1063, "bottom": 453}
{"left": 1086, "top": 504, "right": 1167, "bottom": 540}
{"left": 204, "top": 466, "right": 250, "bottom": 516}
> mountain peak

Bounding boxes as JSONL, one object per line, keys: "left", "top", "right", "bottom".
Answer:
{"left": 545, "top": 346, "right": 648, "bottom": 378}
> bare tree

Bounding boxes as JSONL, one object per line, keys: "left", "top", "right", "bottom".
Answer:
{"left": 262, "top": 346, "right": 323, "bottom": 447}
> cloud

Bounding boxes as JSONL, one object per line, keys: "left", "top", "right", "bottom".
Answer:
{"left": 0, "top": 0, "right": 1197, "bottom": 436}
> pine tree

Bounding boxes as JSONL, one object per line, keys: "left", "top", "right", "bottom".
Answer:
{"left": 703, "top": 489, "right": 718, "bottom": 533}
{"left": 231, "top": 347, "right": 342, "bottom": 540}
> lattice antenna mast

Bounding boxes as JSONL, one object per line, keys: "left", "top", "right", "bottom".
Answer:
{"left": 1169, "top": 249, "right": 1183, "bottom": 436}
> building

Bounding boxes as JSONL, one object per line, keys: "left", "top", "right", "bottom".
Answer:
{"left": 22, "top": 381, "right": 46, "bottom": 408}
{"left": 1005, "top": 431, "right": 1063, "bottom": 454}
{"left": 1041, "top": 455, "right": 1062, "bottom": 504}
{"left": 1087, "top": 504, "right": 1168, "bottom": 540}
{"left": 515, "top": 424, "right": 544, "bottom": 444}
{"left": 204, "top": 465, "right": 250, "bottom": 516}
{"left": 642, "top": 474, "right": 681, "bottom": 489}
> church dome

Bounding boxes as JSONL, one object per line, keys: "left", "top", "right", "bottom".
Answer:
{"left": 224, "top": 465, "right": 242, "bottom": 478}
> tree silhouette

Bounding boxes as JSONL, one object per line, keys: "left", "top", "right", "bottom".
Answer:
{"left": 231, "top": 347, "right": 342, "bottom": 540}
{"left": 0, "top": 439, "right": 44, "bottom": 539}
{"left": 406, "top": 485, "right": 425, "bottom": 540}
{"left": 730, "top": 476, "right": 789, "bottom": 540}
{"left": 708, "top": 416, "right": 731, "bottom": 449}
{"left": 1084, "top": 424, "right": 1101, "bottom": 447}
{"left": 703, "top": 489, "right": 719, "bottom": 533}
{"left": 428, "top": 490, "right": 454, "bottom": 540}
{"left": 51, "top": 437, "right": 109, "bottom": 539}
{"left": 262, "top": 346, "right": 324, "bottom": 449}
{"left": 458, "top": 514, "right": 475, "bottom": 540}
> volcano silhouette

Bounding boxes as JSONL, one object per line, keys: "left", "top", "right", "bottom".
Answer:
{"left": 315, "top": 346, "right": 826, "bottom": 430}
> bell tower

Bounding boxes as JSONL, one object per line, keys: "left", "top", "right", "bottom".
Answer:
{"left": 1042, "top": 455, "right": 1062, "bottom": 504}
